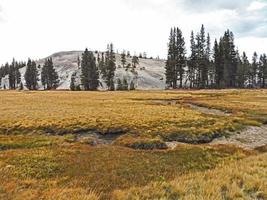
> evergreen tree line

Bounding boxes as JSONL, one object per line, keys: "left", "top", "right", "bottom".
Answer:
{"left": 166, "top": 25, "right": 267, "bottom": 89}
{"left": 24, "top": 58, "right": 59, "bottom": 90}
{"left": 0, "top": 58, "right": 59, "bottom": 90}
{"left": 71, "top": 44, "right": 136, "bottom": 91}
{"left": 0, "top": 59, "right": 25, "bottom": 89}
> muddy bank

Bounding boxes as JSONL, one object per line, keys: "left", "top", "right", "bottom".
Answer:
{"left": 67, "top": 131, "right": 126, "bottom": 145}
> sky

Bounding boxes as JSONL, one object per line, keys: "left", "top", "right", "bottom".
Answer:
{"left": 0, "top": 0, "right": 266, "bottom": 64}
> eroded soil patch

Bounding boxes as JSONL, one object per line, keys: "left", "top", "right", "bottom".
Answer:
{"left": 211, "top": 125, "right": 267, "bottom": 150}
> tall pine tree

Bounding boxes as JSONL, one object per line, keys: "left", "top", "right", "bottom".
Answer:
{"left": 165, "top": 27, "right": 186, "bottom": 89}
{"left": 251, "top": 52, "right": 259, "bottom": 87}
{"left": 121, "top": 51, "right": 127, "bottom": 68}
{"left": 81, "top": 48, "right": 99, "bottom": 91}
{"left": 259, "top": 54, "right": 267, "bottom": 88}
{"left": 24, "top": 59, "right": 39, "bottom": 90}
{"left": 188, "top": 31, "right": 197, "bottom": 88}
{"left": 41, "top": 58, "right": 59, "bottom": 90}
{"left": 103, "top": 44, "right": 116, "bottom": 91}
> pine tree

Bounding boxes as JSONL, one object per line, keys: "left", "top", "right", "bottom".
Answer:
{"left": 98, "top": 52, "right": 105, "bottom": 76}
{"left": 76, "top": 85, "right": 81, "bottom": 91}
{"left": 165, "top": 28, "right": 176, "bottom": 88}
{"left": 196, "top": 25, "right": 208, "bottom": 88}
{"left": 213, "top": 39, "right": 223, "bottom": 88}
{"left": 110, "top": 79, "right": 115, "bottom": 91}
{"left": 221, "top": 30, "right": 237, "bottom": 88}
{"left": 175, "top": 27, "right": 186, "bottom": 88}
{"left": 121, "top": 51, "right": 127, "bottom": 68}
{"left": 251, "top": 52, "right": 259, "bottom": 87}
{"left": 77, "top": 56, "right": 81, "bottom": 68}
{"left": 188, "top": 31, "right": 197, "bottom": 88}
{"left": 127, "top": 51, "right": 131, "bottom": 57}
{"left": 15, "top": 64, "right": 21, "bottom": 88}
{"left": 129, "top": 80, "right": 135, "bottom": 90}
{"left": 122, "top": 78, "right": 128, "bottom": 90}
{"left": 259, "top": 54, "right": 267, "bottom": 88}
{"left": 165, "top": 27, "right": 186, "bottom": 89}
{"left": 70, "top": 73, "right": 76, "bottom": 91}
{"left": 132, "top": 56, "right": 139, "bottom": 68}
{"left": 103, "top": 44, "right": 116, "bottom": 91}
{"left": 19, "top": 82, "right": 24, "bottom": 90}
{"left": 41, "top": 58, "right": 59, "bottom": 90}
{"left": 81, "top": 48, "right": 99, "bottom": 91}
{"left": 206, "top": 33, "right": 213, "bottom": 87}
{"left": 24, "top": 59, "right": 39, "bottom": 90}
{"left": 237, "top": 52, "right": 249, "bottom": 88}
{"left": 7, "top": 59, "right": 22, "bottom": 89}
{"left": 116, "top": 78, "right": 123, "bottom": 90}
{"left": 8, "top": 59, "right": 16, "bottom": 89}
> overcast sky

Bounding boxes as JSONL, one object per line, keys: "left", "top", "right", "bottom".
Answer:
{"left": 0, "top": 0, "right": 266, "bottom": 64}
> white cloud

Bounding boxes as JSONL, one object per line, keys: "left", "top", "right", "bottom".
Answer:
{"left": 247, "top": 1, "right": 267, "bottom": 11}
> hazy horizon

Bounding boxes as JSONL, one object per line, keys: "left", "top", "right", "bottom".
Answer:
{"left": 0, "top": 0, "right": 266, "bottom": 64}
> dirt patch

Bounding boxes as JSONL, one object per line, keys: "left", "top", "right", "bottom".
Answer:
{"left": 65, "top": 131, "right": 126, "bottom": 146}
{"left": 211, "top": 125, "right": 267, "bottom": 150}
{"left": 186, "top": 103, "right": 231, "bottom": 116}
{"left": 166, "top": 125, "right": 267, "bottom": 150}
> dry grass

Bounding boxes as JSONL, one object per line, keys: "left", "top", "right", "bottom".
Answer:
{"left": 183, "top": 89, "right": 267, "bottom": 124}
{"left": 0, "top": 134, "right": 249, "bottom": 199}
{"left": 0, "top": 90, "right": 266, "bottom": 199}
{"left": 0, "top": 90, "right": 266, "bottom": 142}
{"left": 112, "top": 152, "right": 267, "bottom": 200}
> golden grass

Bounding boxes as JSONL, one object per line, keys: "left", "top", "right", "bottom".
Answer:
{"left": 184, "top": 89, "right": 267, "bottom": 123}
{"left": 0, "top": 134, "right": 250, "bottom": 199}
{"left": 1, "top": 90, "right": 266, "bottom": 141}
{"left": 0, "top": 90, "right": 267, "bottom": 199}
{"left": 112, "top": 152, "right": 267, "bottom": 200}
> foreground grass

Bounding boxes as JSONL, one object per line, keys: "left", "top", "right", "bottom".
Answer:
{"left": 113, "top": 151, "right": 267, "bottom": 200}
{"left": 0, "top": 134, "right": 251, "bottom": 199}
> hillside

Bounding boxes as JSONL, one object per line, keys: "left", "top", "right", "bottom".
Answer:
{"left": 1, "top": 51, "right": 166, "bottom": 90}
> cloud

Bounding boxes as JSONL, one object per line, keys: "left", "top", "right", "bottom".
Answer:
{"left": 0, "top": 5, "right": 4, "bottom": 22}
{"left": 0, "top": 0, "right": 266, "bottom": 64}
{"left": 180, "top": 0, "right": 252, "bottom": 12}
{"left": 177, "top": 0, "right": 267, "bottom": 38}
{"left": 230, "top": 4, "right": 267, "bottom": 38}
{"left": 247, "top": 1, "right": 267, "bottom": 11}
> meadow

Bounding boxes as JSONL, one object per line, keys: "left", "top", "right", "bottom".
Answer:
{"left": 0, "top": 89, "right": 266, "bottom": 199}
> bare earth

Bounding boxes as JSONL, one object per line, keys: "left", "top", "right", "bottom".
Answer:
{"left": 211, "top": 125, "right": 267, "bottom": 150}
{"left": 167, "top": 103, "right": 267, "bottom": 150}
{"left": 187, "top": 103, "right": 231, "bottom": 116}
